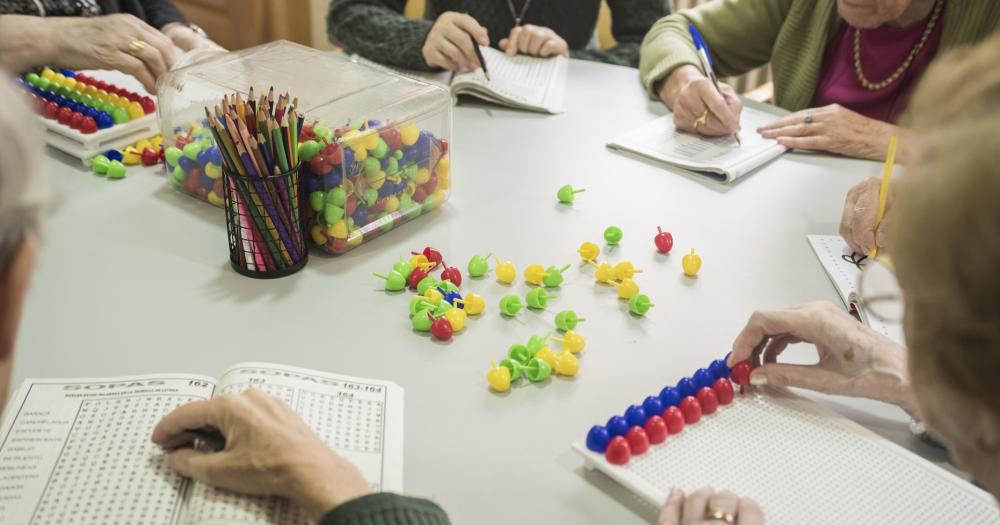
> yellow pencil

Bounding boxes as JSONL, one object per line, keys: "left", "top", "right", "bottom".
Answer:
{"left": 869, "top": 135, "right": 898, "bottom": 259}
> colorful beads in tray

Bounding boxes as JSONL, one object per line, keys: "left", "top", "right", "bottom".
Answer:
{"left": 163, "top": 121, "right": 225, "bottom": 206}
{"left": 298, "top": 119, "right": 450, "bottom": 254}
{"left": 17, "top": 68, "right": 155, "bottom": 134}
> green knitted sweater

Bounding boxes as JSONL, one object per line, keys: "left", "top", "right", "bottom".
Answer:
{"left": 318, "top": 493, "right": 450, "bottom": 525}
{"left": 639, "top": 0, "right": 1000, "bottom": 110}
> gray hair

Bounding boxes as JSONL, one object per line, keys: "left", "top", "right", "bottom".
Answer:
{"left": 0, "top": 71, "right": 48, "bottom": 269}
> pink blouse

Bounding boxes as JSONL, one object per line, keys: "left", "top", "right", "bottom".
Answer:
{"left": 812, "top": 7, "right": 945, "bottom": 123}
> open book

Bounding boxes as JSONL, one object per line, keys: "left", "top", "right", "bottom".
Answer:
{"left": 353, "top": 46, "right": 567, "bottom": 114}
{"left": 807, "top": 235, "right": 905, "bottom": 346}
{"left": 607, "top": 101, "right": 788, "bottom": 183}
{"left": 0, "top": 362, "right": 403, "bottom": 524}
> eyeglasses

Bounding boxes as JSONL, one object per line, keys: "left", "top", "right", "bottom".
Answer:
{"left": 858, "top": 257, "right": 904, "bottom": 323}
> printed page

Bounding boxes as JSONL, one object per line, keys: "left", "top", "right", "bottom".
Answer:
{"left": 807, "top": 235, "right": 905, "bottom": 345}
{"left": 0, "top": 374, "right": 217, "bottom": 525}
{"left": 452, "top": 47, "right": 567, "bottom": 113}
{"left": 184, "top": 363, "right": 403, "bottom": 525}
{"left": 608, "top": 106, "right": 786, "bottom": 180}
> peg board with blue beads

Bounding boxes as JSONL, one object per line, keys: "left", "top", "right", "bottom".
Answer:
{"left": 573, "top": 385, "right": 1000, "bottom": 524}
{"left": 17, "top": 68, "right": 159, "bottom": 164}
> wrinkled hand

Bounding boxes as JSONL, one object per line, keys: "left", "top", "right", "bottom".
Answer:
{"left": 422, "top": 11, "right": 489, "bottom": 71}
{"left": 498, "top": 24, "right": 569, "bottom": 58}
{"left": 161, "top": 22, "right": 223, "bottom": 53}
{"left": 658, "top": 487, "right": 764, "bottom": 525}
{"left": 152, "top": 389, "right": 371, "bottom": 521}
{"left": 49, "top": 14, "right": 175, "bottom": 92}
{"left": 728, "top": 302, "right": 913, "bottom": 410}
{"left": 840, "top": 177, "right": 895, "bottom": 255}
{"left": 659, "top": 65, "right": 742, "bottom": 137}
{"left": 757, "top": 104, "right": 902, "bottom": 161}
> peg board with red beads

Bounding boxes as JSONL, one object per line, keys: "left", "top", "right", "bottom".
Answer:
{"left": 17, "top": 67, "right": 158, "bottom": 164}
{"left": 572, "top": 360, "right": 999, "bottom": 524}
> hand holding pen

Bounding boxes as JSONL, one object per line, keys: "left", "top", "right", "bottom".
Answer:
{"left": 422, "top": 12, "right": 490, "bottom": 72}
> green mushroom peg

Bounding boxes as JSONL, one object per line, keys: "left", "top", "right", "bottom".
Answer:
{"left": 90, "top": 154, "right": 110, "bottom": 175}
{"left": 507, "top": 344, "right": 531, "bottom": 365}
{"left": 393, "top": 257, "right": 415, "bottom": 280}
{"left": 525, "top": 288, "right": 556, "bottom": 310}
{"left": 628, "top": 294, "right": 655, "bottom": 316}
{"left": 373, "top": 270, "right": 407, "bottom": 292}
{"left": 499, "top": 295, "right": 524, "bottom": 317}
{"left": 499, "top": 358, "right": 523, "bottom": 381}
{"left": 526, "top": 333, "right": 551, "bottom": 355}
{"left": 542, "top": 264, "right": 571, "bottom": 288}
{"left": 557, "top": 184, "right": 586, "bottom": 204}
{"left": 409, "top": 296, "right": 434, "bottom": 316}
{"left": 416, "top": 276, "right": 439, "bottom": 295}
{"left": 604, "top": 226, "right": 623, "bottom": 245}
{"left": 437, "top": 280, "right": 460, "bottom": 294}
{"left": 411, "top": 308, "right": 434, "bottom": 331}
{"left": 555, "top": 310, "right": 586, "bottom": 332}
{"left": 524, "top": 358, "right": 553, "bottom": 382}
{"left": 468, "top": 252, "right": 492, "bottom": 278}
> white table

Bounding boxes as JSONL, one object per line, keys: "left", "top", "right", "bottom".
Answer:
{"left": 16, "top": 60, "right": 954, "bottom": 524}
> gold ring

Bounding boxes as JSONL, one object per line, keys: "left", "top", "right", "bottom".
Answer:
{"left": 127, "top": 40, "right": 148, "bottom": 56}
{"left": 693, "top": 110, "right": 709, "bottom": 129}
{"left": 706, "top": 508, "right": 736, "bottom": 523}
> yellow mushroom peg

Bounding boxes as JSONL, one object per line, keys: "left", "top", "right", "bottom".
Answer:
{"left": 577, "top": 241, "right": 600, "bottom": 263}
{"left": 456, "top": 292, "right": 486, "bottom": 316}
{"left": 593, "top": 262, "right": 616, "bottom": 283}
{"left": 613, "top": 261, "right": 643, "bottom": 281}
{"left": 524, "top": 264, "right": 549, "bottom": 286}
{"left": 554, "top": 351, "right": 580, "bottom": 376}
{"left": 682, "top": 249, "right": 702, "bottom": 277}
{"left": 612, "top": 278, "right": 640, "bottom": 300}
{"left": 551, "top": 331, "right": 586, "bottom": 353}
{"left": 487, "top": 360, "right": 511, "bottom": 392}
{"left": 495, "top": 257, "right": 516, "bottom": 284}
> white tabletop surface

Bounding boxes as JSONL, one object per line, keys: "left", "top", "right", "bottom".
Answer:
{"left": 15, "top": 59, "right": 955, "bottom": 524}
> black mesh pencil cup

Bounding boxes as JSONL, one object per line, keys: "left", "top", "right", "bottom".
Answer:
{"left": 222, "top": 163, "right": 308, "bottom": 278}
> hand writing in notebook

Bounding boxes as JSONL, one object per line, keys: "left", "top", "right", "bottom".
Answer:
{"left": 658, "top": 64, "right": 742, "bottom": 137}
{"left": 152, "top": 388, "right": 372, "bottom": 522}
{"left": 422, "top": 12, "right": 490, "bottom": 71}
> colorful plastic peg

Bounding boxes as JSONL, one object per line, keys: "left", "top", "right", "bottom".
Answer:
{"left": 593, "top": 262, "right": 615, "bottom": 283}
{"left": 429, "top": 314, "right": 453, "bottom": 341}
{"left": 662, "top": 406, "right": 685, "bottom": 434}
{"left": 713, "top": 378, "right": 735, "bottom": 405}
{"left": 682, "top": 249, "right": 702, "bottom": 277}
{"left": 433, "top": 300, "right": 453, "bottom": 318}
{"left": 487, "top": 360, "right": 511, "bottom": 392}
{"left": 533, "top": 347, "right": 557, "bottom": 368}
{"left": 586, "top": 425, "right": 611, "bottom": 453}
{"left": 542, "top": 264, "right": 570, "bottom": 288}
{"left": 444, "top": 308, "right": 467, "bottom": 332}
{"left": 440, "top": 264, "right": 463, "bottom": 286}
{"left": 409, "top": 296, "right": 434, "bottom": 317}
{"left": 499, "top": 295, "right": 523, "bottom": 317}
{"left": 525, "top": 288, "right": 556, "bottom": 310}
{"left": 696, "top": 387, "right": 719, "bottom": 415}
{"left": 409, "top": 253, "right": 435, "bottom": 271}
{"left": 457, "top": 292, "right": 486, "bottom": 315}
{"left": 628, "top": 294, "right": 655, "bottom": 316}
{"left": 613, "top": 262, "right": 643, "bottom": 281}
{"left": 554, "top": 310, "right": 585, "bottom": 332}
{"left": 557, "top": 184, "right": 585, "bottom": 204}
{"left": 499, "top": 358, "right": 523, "bottom": 380}
{"left": 680, "top": 396, "right": 702, "bottom": 424}
{"left": 416, "top": 276, "right": 439, "bottom": 295}
{"left": 393, "top": 257, "right": 415, "bottom": 279}
{"left": 373, "top": 271, "right": 407, "bottom": 292}
{"left": 577, "top": 242, "right": 600, "bottom": 262}
{"left": 551, "top": 331, "right": 585, "bottom": 353}
{"left": 613, "top": 278, "right": 640, "bottom": 300}
{"left": 604, "top": 436, "right": 631, "bottom": 465}
{"left": 524, "top": 264, "right": 548, "bottom": 286}
{"left": 554, "top": 351, "right": 580, "bottom": 376}
{"left": 411, "top": 309, "right": 434, "bottom": 331}
{"left": 604, "top": 226, "right": 623, "bottom": 245}
{"left": 508, "top": 344, "right": 531, "bottom": 364}
{"left": 731, "top": 360, "right": 752, "bottom": 394}
{"left": 625, "top": 426, "right": 650, "bottom": 455}
{"left": 423, "top": 287, "right": 444, "bottom": 305}
{"left": 524, "top": 358, "right": 552, "bottom": 382}
{"left": 526, "top": 333, "right": 551, "bottom": 355}
{"left": 412, "top": 247, "right": 443, "bottom": 269}
{"left": 654, "top": 226, "right": 674, "bottom": 254}
{"left": 407, "top": 267, "right": 430, "bottom": 289}
{"left": 495, "top": 257, "right": 516, "bottom": 284}
{"left": 467, "top": 253, "right": 492, "bottom": 278}
{"left": 644, "top": 416, "right": 668, "bottom": 445}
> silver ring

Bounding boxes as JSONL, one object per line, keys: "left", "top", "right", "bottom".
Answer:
{"left": 804, "top": 115, "right": 814, "bottom": 124}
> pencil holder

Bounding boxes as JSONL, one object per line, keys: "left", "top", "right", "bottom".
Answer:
{"left": 222, "top": 162, "right": 308, "bottom": 278}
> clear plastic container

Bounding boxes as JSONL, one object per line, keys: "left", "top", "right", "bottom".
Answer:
{"left": 156, "top": 40, "right": 452, "bottom": 254}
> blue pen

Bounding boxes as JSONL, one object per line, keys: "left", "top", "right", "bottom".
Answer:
{"left": 688, "top": 24, "right": 741, "bottom": 146}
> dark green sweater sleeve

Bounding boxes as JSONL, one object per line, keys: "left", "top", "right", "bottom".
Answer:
{"left": 327, "top": 0, "right": 435, "bottom": 71}
{"left": 318, "top": 493, "right": 451, "bottom": 525}
{"left": 571, "top": 0, "right": 670, "bottom": 68}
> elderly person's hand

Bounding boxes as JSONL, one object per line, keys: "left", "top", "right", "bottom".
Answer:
{"left": 757, "top": 104, "right": 907, "bottom": 162}
{"left": 422, "top": 12, "right": 489, "bottom": 71}
{"left": 498, "top": 24, "right": 569, "bottom": 58}
{"left": 840, "top": 177, "right": 895, "bottom": 255}
{"left": 658, "top": 65, "right": 742, "bottom": 137}
{"left": 152, "top": 389, "right": 372, "bottom": 521}
{"left": 727, "top": 302, "right": 913, "bottom": 410}
{"left": 160, "top": 22, "right": 223, "bottom": 53}
{"left": 658, "top": 487, "right": 764, "bottom": 525}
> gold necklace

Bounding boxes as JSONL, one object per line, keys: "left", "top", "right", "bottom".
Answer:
{"left": 853, "top": 0, "right": 944, "bottom": 91}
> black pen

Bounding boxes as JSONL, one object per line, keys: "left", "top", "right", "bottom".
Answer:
{"left": 169, "top": 428, "right": 226, "bottom": 452}
{"left": 469, "top": 34, "right": 491, "bottom": 81}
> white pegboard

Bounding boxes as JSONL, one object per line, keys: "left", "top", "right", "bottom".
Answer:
{"left": 574, "top": 388, "right": 1000, "bottom": 524}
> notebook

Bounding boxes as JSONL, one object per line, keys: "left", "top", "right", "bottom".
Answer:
{"left": 807, "top": 234, "right": 905, "bottom": 345}
{"left": 352, "top": 46, "right": 567, "bottom": 114}
{"left": 573, "top": 387, "right": 1000, "bottom": 524}
{"left": 607, "top": 102, "right": 788, "bottom": 183}
{"left": 0, "top": 362, "right": 403, "bottom": 525}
